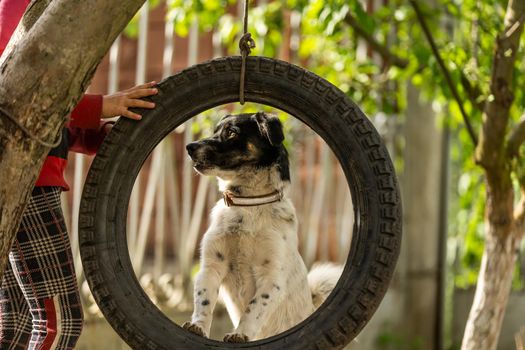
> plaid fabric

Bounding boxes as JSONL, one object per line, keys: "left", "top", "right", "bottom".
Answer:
{"left": 0, "top": 266, "right": 32, "bottom": 349}
{"left": 0, "top": 187, "right": 83, "bottom": 350}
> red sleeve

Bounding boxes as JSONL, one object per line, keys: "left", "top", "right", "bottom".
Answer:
{"left": 69, "top": 94, "right": 103, "bottom": 129}
{"left": 0, "top": 0, "right": 30, "bottom": 56}
{"left": 68, "top": 122, "right": 112, "bottom": 155}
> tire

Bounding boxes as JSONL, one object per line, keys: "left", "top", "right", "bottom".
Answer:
{"left": 79, "top": 56, "right": 402, "bottom": 350}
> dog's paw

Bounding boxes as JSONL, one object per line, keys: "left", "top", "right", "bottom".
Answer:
{"left": 182, "top": 322, "right": 206, "bottom": 337}
{"left": 223, "top": 333, "right": 249, "bottom": 343}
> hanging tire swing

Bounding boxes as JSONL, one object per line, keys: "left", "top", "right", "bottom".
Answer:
{"left": 79, "top": 55, "right": 402, "bottom": 350}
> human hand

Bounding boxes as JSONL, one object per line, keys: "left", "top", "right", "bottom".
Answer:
{"left": 102, "top": 81, "right": 158, "bottom": 120}
{"left": 102, "top": 121, "right": 115, "bottom": 134}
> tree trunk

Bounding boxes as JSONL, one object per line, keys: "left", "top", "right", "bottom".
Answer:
{"left": 464, "top": 0, "right": 525, "bottom": 349}
{"left": 0, "top": 0, "right": 145, "bottom": 279}
{"left": 461, "top": 226, "right": 519, "bottom": 350}
{"left": 402, "top": 84, "right": 442, "bottom": 349}
{"left": 0, "top": 0, "right": 52, "bottom": 65}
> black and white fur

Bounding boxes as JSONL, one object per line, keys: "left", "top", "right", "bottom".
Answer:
{"left": 182, "top": 112, "right": 342, "bottom": 343}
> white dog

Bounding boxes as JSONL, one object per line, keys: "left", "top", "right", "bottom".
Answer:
{"left": 183, "top": 112, "right": 342, "bottom": 343}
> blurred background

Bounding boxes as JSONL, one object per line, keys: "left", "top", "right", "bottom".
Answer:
{"left": 60, "top": 0, "right": 525, "bottom": 349}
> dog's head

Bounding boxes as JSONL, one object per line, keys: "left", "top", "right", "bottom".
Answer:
{"left": 186, "top": 112, "right": 290, "bottom": 182}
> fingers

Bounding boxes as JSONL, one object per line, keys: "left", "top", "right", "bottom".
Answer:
{"left": 128, "top": 87, "right": 158, "bottom": 99}
{"left": 128, "top": 98, "right": 155, "bottom": 109}
{"left": 120, "top": 108, "right": 143, "bottom": 120}
{"left": 121, "top": 85, "right": 157, "bottom": 120}
{"left": 113, "top": 95, "right": 156, "bottom": 120}
{"left": 125, "top": 81, "right": 157, "bottom": 92}
{"left": 102, "top": 122, "right": 114, "bottom": 134}
{"left": 103, "top": 81, "right": 158, "bottom": 120}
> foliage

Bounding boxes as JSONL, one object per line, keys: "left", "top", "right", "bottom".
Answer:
{"left": 124, "top": 0, "right": 163, "bottom": 38}
{"left": 167, "top": 0, "right": 236, "bottom": 37}
{"left": 160, "top": 0, "right": 525, "bottom": 288}
{"left": 376, "top": 328, "right": 424, "bottom": 350}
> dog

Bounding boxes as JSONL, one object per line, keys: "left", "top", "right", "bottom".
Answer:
{"left": 182, "top": 112, "right": 342, "bottom": 343}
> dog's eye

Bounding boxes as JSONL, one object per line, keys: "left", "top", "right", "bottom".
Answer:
{"left": 226, "top": 129, "right": 238, "bottom": 139}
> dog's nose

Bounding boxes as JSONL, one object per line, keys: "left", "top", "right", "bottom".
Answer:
{"left": 186, "top": 142, "right": 199, "bottom": 156}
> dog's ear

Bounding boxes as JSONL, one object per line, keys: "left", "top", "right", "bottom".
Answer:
{"left": 220, "top": 114, "right": 234, "bottom": 122}
{"left": 254, "top": 112, "right": 284, "bottom": 146}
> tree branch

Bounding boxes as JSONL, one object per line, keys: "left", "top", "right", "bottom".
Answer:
{"left": 507, "top": 114, "right": 525, "bottom": 157}
{"left": 460, "top": 73, "right": 485, "bottom": 111}
{"left": 475, "top": 0, "right": 525, "bottom": 170}
{"left": 513, "top": 118, "right": 525, "bottom": 240}
{"left": 0, "top": 0, "right": 52, "bottom": 65}
{"left": 344, "top": 5, "right": 485, "bottom": 115}
{"left": 503, "top": 10, "right": 525, "bottom": 39}
{"left": 0, "top": 0, "right": 146, "bottom": 281}
{"left": 409, "top": 0, "right": 478, "bottom": 146}
{"left": 343, "top": 12, "right": 409, "bottom": 69}
{"left": 514, "top": 192, "right": 525, "bottom": 241}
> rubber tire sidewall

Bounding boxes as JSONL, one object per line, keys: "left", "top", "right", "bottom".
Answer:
{"left": 79, "top": 56, "right": 402, "bottom": 350}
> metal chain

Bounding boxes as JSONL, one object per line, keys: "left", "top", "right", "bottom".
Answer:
{"left": 0, "top": 106, "right": 62, "bottom": 148}
{"left": 238, "top": 0, "right": 255, "bottom": 105}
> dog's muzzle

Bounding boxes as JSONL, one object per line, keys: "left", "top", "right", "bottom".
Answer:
{"left": 186, "top": 141, "right": 200, "bottom": 159}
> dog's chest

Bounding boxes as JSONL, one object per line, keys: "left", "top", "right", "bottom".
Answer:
{"left": 212, "top": 211, "right": 269, "bottom": 304}
{"left": 216, "top": 208, "right": 273, "bottom": 264}
{"left": 205, "top": 201, "right": 297, "bottom": 275}
{"left": 207, "top": 204, "right": 291, "bottom": 277}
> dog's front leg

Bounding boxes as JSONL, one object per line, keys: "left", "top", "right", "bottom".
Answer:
{"left": 224, "top": 274, "right": 284, "bottom": 342}
{"left": 183, "top": 240, "right": 228, "bottom": 338}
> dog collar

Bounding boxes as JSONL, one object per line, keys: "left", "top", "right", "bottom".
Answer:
{"left": 223, "top": 190, "right": 283, "bottom": 207}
